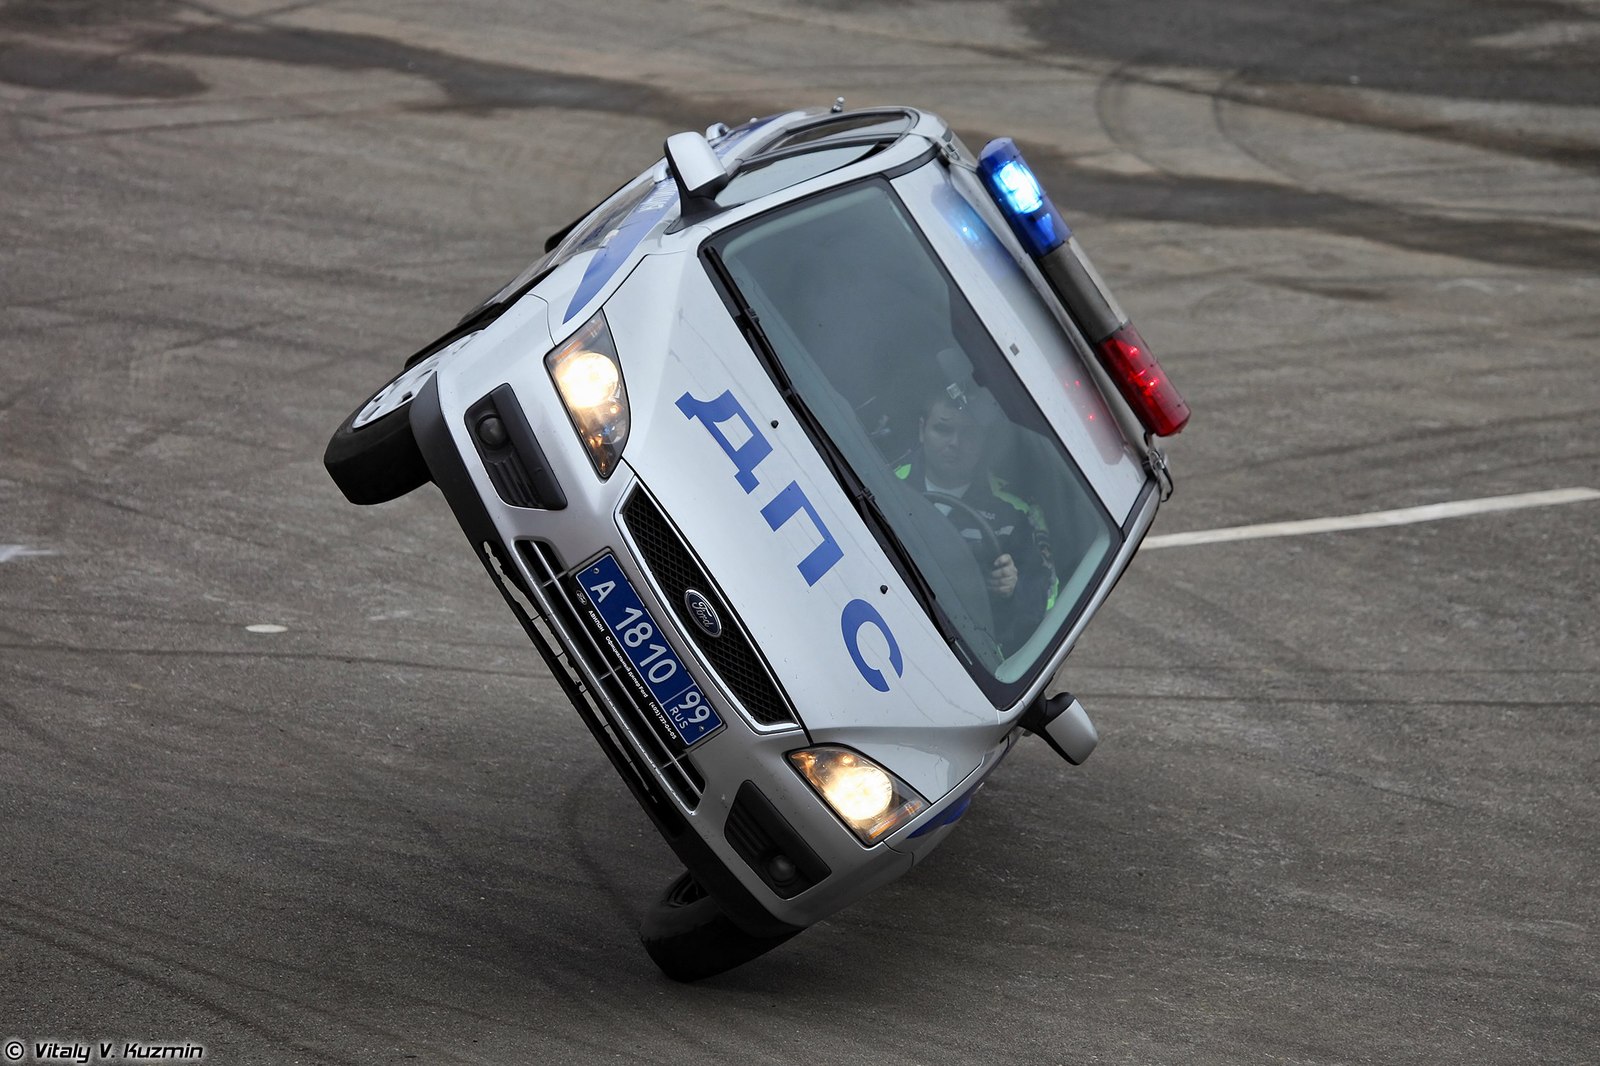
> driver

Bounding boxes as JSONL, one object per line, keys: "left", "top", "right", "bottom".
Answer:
{"left": 895, "top": 386, "right": 1053, "bottom": 653}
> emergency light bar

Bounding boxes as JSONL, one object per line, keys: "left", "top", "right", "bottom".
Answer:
{"left": 978, "top": 138, "right": 1190, "bottom": 437}
{"left": 977, "top": 140, "right": 1070, "bottom": 258}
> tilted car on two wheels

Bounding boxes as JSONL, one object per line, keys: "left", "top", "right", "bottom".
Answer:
{"left": 325, "top": 104, "right": 1189, "bottom": 979}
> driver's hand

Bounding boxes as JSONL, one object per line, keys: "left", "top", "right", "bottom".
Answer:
{"left": 988, "top": 553, "right": 1017, "bottom": 597}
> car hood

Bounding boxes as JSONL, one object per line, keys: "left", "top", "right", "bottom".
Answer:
{"left": 607, "top": 250, "right": 1003, "bottom": 796}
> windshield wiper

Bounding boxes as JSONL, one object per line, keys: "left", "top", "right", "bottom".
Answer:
{"left": 703, "top": 250, "right": 971, "bottom": 657}
{"left": 704, "top": 250, "right": 799, "bottom": 399}
{"left": 850, "top": 480, "right": 970, "bottom": 656}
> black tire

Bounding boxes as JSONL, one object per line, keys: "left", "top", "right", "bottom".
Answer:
{"left": 640, "top": 871, "right": 800, "bottom": 982}
{"left": 323, "top": 369, "right": 433, "bottom": 506}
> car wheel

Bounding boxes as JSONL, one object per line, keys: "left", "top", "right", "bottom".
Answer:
{"left": 322, "top": 352, "right": 446, "bottom": 505}
{"left": 639, "top": 871, "right": 799, "bottom": 982}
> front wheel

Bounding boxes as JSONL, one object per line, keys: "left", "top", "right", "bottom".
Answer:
{"left": 639, "top": 871, "right": 800, "bottom": 982}
{"left": 322, "top": 351, "right": 447, "bottom": 505}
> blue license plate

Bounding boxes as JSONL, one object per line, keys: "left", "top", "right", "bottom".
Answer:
{"left": 575, "top": 553, "right": 721, "bottom": 750}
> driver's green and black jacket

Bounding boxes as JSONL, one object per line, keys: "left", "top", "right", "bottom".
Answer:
{"left": 894, "top": 458, "right": 1055, "bottom": 653}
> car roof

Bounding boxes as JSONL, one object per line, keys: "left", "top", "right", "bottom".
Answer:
{"left": 537, "top": 107, "right": 951, "bottom": 331}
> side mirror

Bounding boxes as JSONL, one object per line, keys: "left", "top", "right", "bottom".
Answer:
{"left": 664, "top": 131, "right": 729, "bottom": 221}
{"left": 1020, "top": 691, "right": 1099, "bottom": 765}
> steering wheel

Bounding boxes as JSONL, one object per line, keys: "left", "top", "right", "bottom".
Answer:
{"left": 922, "top": 492, "right": 1002, "bottom": 570}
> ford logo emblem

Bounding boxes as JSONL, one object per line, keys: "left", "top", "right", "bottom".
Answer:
{"left": 684, "top": 589, "right": 722, "bottom": 638}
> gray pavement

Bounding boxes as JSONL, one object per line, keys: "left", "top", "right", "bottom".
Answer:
{"left": 2, "top": 1, "right": 1597, "bottom": 1063}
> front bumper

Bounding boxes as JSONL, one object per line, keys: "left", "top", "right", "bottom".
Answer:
{"left": 410, "top": 373, "right": 992, "bottom": 933}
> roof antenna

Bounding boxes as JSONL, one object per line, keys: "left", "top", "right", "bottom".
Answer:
{"left": 831, "top": 96, "right": 845, "bottom": 113}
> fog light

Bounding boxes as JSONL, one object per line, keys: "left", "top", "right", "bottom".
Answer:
{"left": 475, "top": 414, "right": 508, "bottom": 449}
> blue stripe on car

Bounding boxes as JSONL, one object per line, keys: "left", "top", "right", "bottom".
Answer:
{"left": 562, "top": 114, "right": 785, "bottom": 323}
{"left": 564, "top": 183, "right": 678, "bottom": 321}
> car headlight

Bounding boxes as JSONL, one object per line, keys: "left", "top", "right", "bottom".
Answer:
{"left": 546, "top": 311, "right": 629, "bottom": 478}
{"left": 789, "top": 746, "right": 927, "bottom": 845}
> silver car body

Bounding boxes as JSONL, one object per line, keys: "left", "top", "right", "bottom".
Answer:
{"left": 409, "top": 105, "right": 1163, "bottom": 931}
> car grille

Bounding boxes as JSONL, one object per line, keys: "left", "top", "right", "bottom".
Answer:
{"left": 620, "top": 491, "right": 797, "bottom": 728}
{"left": 510, "top": 539, "right": 705, "bottom": 810}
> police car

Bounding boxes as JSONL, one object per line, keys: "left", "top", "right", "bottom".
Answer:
{"left": 323, "top": 104, "right": 1189, "bottom": 980}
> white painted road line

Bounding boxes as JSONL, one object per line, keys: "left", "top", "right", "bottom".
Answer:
{"left": 0, "top": 545, "right": 57, "bottom": 563}
{"left": 1143, "top": 487, "right": 1600, "bottom": 550}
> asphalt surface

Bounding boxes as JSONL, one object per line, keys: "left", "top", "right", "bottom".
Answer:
{"left": 3, "top": 1, "right": 1597, "bottom": 1063}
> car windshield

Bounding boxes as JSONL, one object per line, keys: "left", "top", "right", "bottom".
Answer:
{"left": 711, "top": 179, "right": 1122, "bottom": 698}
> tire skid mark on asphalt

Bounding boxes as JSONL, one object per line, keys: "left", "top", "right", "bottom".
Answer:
{"left": 1036, "top": 150, "right": 1600, "bottom": 272}
{"left": 0, "top": 692, "right": 128, "bottom": 774}
{"left": 1204, "top": 40, "right": 1600, "bottom": 255}
{"left": 1415, "top": 448, "right": 1600, "bottom": 485}
{"left": 11, "top": 103, "right": 428, "bottom": 143}
{"left": 0, "top": 899, "right": 482, "bottom": 1065}
{"left": 5, "top": 886, "right": 571, "bottom": 1040}
{"left": 1074, "top": 673, "right": 1596, "bottom": 827}
{"left": 1072, "top": 650, "right": 1592, "bottom": 841}
{"left": 366, "top": 777, "right": 597, "bottom": 966}
{"left": 3, "top": 731, "right": 623, "bottom": 1039}
{"left": 0, "top": 279, "right": 179, "bottom": 314}
{"left": 42, "top": 488, "right": 291, "bottom": 554}
{"left": 133, "top": 3, "right": 692, "bottom": 120}
{"left": 1173, "top": 314, "right": 1586, "bottom": 366}
{"left": 1205, "top": 1, "right": 1449, "bottom": 196}
{"left": 0, "top": 621, "right": 35, "bottom": 646}
{"left": 1083, "top": 540, "right": 1453, "bottom": 780}
{"left": 180, "top": 667, "right": 646, "bottom": 1006}
{"left": 556, "top": 759, "right": 651, "bottom": 928}
{"left": 1219, "top": 78, "right": 1600, "bottom": 176}
{"left": 1021, "top": 0, "right": 1600, "bottom": 171}
{"left": 1120, "top": 722, "right": 1485, "bottom": 816}
{"left": 24, "top": 476, "right": 429, "bottom": 571}
{"left": 1080, "top": 34, "right": 1600, "bottom": 271}
{"left": 0, "top": 639, "right": 550, "bottom": 679}
{"left": 0, "top": 909, "right": 357, "bottom": 1062}
{"left": 1189, "top": 409, "right": 1598, "bottom": 480}
{"left": 1089, "top": 9, "right": 1391, "bottom": 197}
{"left": 694, "top": 0, "right": 1055, "bottom": 69}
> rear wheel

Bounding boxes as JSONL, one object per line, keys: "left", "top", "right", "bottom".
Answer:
{"left": 639, "top": 871, "right": 800, "bottom": 982}
{"left": 323, "top": 351, "right": 446, "bottom": 505}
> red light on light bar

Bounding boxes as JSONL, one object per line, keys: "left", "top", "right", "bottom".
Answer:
{"left": 1094, "top": 324, "right": 1190, "bottom": 437}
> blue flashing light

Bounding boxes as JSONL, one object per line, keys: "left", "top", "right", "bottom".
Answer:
{"left": 977, "top": 137, "right": 1071, "bottom": 258}
{"left": 993, "top": 159, "right": 1044, "bottom": 214}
